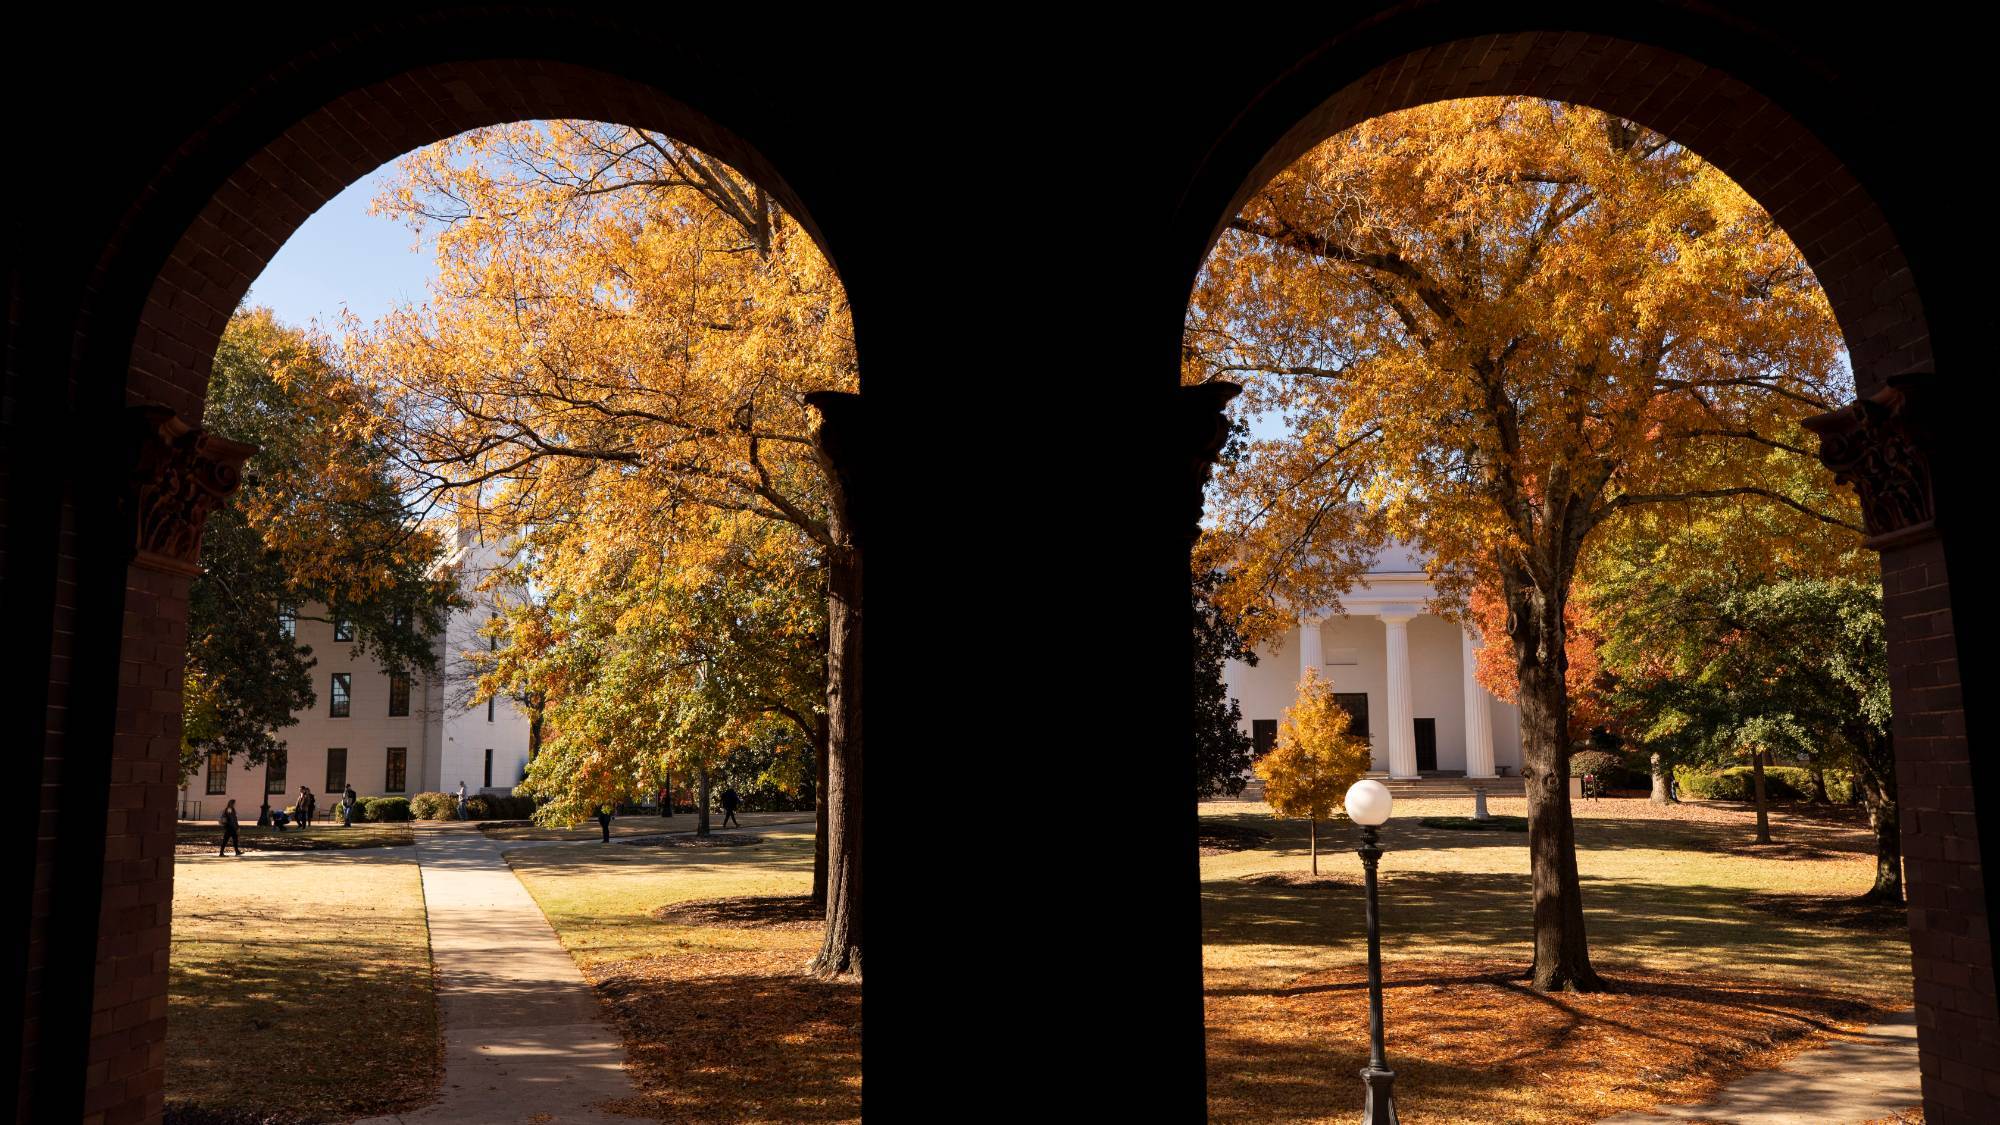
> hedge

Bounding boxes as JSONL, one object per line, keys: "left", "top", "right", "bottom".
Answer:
{"left": 1673, "top": 765, "right": 1858, "bottom": 803}
{"left": 410, "top": 792, "right": 455, "bottom": 820}
{"left": 361, "top": 796, "right": 411, "bottom": 822}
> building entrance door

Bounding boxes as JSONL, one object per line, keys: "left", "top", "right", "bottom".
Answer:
{"left": 1414, "top": 718, "right": 1437, "bottom": 772}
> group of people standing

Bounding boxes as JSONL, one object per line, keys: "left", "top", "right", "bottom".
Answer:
{"left": 217, "top": 782, "right": 361, "bottom": 855}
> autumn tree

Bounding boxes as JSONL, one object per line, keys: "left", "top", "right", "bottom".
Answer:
{"left": 351, "top": 121, "right": 859, "bottom": 976}
{"left": 1188, "top": 98, "right": 1857, "bottom": 989}
{"left": 185, "top": 308, "right": 458, "bottom": 782}
{"left": 1256, "top": 669, "right": 1374, "bottom": 874}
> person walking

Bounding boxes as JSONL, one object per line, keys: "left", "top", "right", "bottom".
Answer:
{"left": 343, "top": 783, "right": 358, "bottom": 827}
{"left": 597, "top": 804, "right": 614, "bottom": 843}
{"left": 297, "top": 786, "right": 315, "bottom": 829}
{"left": 720, "top": 785, "right": 741, "bottom": 828}
{"left": 219, "top": 799, "right": 243, "bottom": 857}
{"left": 456, "top": 781, "right": 468, "bottom": 821}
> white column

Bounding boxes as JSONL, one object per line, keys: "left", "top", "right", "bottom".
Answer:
{"left": 1381, "top": 613, "right": 1417, "bottom": 778}
{"left": 1462, "top": 628, "right": 1496, "bottom": 778}
{"left": 1298, "top": 613, "right": 1324, "bottom": 685}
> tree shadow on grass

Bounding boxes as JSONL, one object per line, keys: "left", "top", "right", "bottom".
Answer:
{"left": 1201, "top": 870, "right": 1914, "bottom": 996}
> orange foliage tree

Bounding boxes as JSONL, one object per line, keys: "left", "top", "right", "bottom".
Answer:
{"left": 347, "top": 121, "right": 860, "bottom": 978}
{"left": 1256, "top": 669, "right": 1374, "bottom": 875}
{"left": 1188, "top": 98, "right": 1857, "bottom": 989}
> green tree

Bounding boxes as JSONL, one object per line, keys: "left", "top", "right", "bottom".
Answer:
{"left": 1194, "top": 567, "right": 1259, "bottom": 798}
{"left": 184, "top": 309, "right": 459, "bottom": 781}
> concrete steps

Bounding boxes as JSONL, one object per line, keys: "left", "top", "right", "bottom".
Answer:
{"left": 1226, "top": 773, "right": 1526, "bottom": 803}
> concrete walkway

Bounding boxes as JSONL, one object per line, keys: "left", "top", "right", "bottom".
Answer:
{"left": 359, "top": 823, "right": 638, "bottom": 1125}
{"left": 1600, "top": 1010, "right": 1921, "bottom": 1124}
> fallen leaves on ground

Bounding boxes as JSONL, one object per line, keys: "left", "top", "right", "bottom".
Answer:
{"left": 1206, "top": 958, "right": 1894, "bottom": 1124}
{"left": 619, "top": 832, "right": 766, "bottom": 849}
{"left": 587, "top": 946, "right": 860, "bottom": 1124}
{"left": 653, "top": 895, "right": 822, "bottom": 930}
{"left": 1202, "top": 822, "right": 1278, "bottom": 855}
{"left": 174, "top": 823, "right": 413, "bottom": 854}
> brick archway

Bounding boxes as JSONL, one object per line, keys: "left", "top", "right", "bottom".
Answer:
{"left": 23, "top": 57, "right": 851, "bottom": 1125}
{"left": 1166, "top": 30, "right": 1984, "bottom": 1121}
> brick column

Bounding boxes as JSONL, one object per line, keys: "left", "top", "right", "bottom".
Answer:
{"left": 41, "top": 407, "right": 255, "bottom": 1125}
{"left": 1806, "top": 374, "right": 1999, "bottom": 1123}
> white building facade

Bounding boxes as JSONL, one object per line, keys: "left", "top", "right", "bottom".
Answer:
{"left": 181, "top": 529, "right": 534, "bottom": 815}
{"left": 1225, "top": 543, "right": 1523, "bottom": 778}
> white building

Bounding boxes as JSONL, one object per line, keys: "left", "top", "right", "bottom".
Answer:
{"left": 1225, "top": 542, "right": 1523, "bottom": 778}
{"left": 182, "top": 528, "right": 534, "bottom": 815}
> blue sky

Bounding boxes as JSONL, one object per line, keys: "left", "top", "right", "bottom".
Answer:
{"left": 244, "top": 163, "right": 437, "bottom": 330}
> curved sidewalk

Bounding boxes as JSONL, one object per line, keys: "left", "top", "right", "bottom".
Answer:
{"left": 1600, "top": 1009, "right": 1920, "bottom": 1124}
{"left": 360, "top": 823, "right": 637, "bottom": 1125}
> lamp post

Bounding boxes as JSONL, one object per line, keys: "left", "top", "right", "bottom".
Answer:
{"left": 1344, "top": 778, "right": 1399, "bottom": 1125}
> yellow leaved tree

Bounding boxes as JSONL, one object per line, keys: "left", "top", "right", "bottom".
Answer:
{"left": 1191, "top": 97, "right": 1857, "bottom": 988}
{"left": 1255, "top": 669, "right": 1374, "bottom": 875}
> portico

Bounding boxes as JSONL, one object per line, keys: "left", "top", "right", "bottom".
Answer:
{"left": 1227, "top": 549, "right": 1518, "bottom": 779}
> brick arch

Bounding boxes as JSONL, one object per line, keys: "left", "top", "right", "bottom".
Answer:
{"left": 1181, "top": 30, "right": 1930, "bottom": 392}
{"left": 34, "top": 56, "right": 855, "bottom": 1125}
{"left": 1166, "top": 29, "right": 1986, "bottom": 1124}
{"left": 128, "top": 58, "right": 838, "bottom": 422}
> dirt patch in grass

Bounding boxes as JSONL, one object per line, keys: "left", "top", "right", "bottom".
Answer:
{"left": 1201, "top": 822, "right": 1277, "bottom": 855}
{"left": 1238, "top": 871, "right": 1358, "bottom": 889}
{"left": 653, "top": 895, "right": 821, "bottom": 931}
{"left": 175, "top": 822, "right": 413, "bottom": 854}
{"left": 1206, "top": 957, "right": 1893, "bottom": 1123}
{"left": 619, "top": 832, "right": 765, "bottom": 849}
{"left": 1419, "top": 815, "right": 1529, "bottom": 832}
{"left": 1746, "top": 892, "right": 1909, "bottom": 932}
{"left": 587, "top": 949, "right": 861, "bottom": 1124}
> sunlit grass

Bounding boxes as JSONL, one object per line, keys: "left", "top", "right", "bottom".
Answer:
{"left": 168, "top": 850, "right": 439, "bottom": 1119}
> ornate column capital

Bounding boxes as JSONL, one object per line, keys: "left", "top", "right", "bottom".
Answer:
{"left": 1176, "top": 381, "right": 1242, "bottom": 544}
{"left": 121, "top": 405, "right": 258, "bottom": 576}
{"left": 1802, "top": 372, "right": 1935, "bottom": 550}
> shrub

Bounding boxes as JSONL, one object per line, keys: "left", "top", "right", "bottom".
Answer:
{"left": 409, "top": 792, "right": 454, "bottom": 820}
{"left": 1569, "top": 750, "right": 1622, "bottom": 779}
{"left": 1673, "top": 765, "right": 1811, "bottom": 802}
{"left": 362, "top": 796, "right": 411, "bottom": 822}
{"left": 463, "top": 794, "right": 496, "bottom": 820}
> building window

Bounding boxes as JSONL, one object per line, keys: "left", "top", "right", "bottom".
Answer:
{"left": 206, "top": 752, "right": 229, "bottom": 795}
{"left": 330, "top": 673, "right": 351, "bottom": 718}
{"left": 1334, "top": 693, "right": 1371, "bottom": 739}
{"left": 266, "top": 751, "right": 287, "bottom": 795}
{"left": 325, "top": 748, "right": 347, "bottom": 792}
{"left": 484, "top": 748, "right": 494, "bottom": 788}
{"left": 1252, "top": 720, "right": 1277, "bottom": 757}
{"left": 334, "top": 615, "right": 355, "bottom": 642}
{"left": 488, "top": 695, "right": 495, "bottom": 722}
{"left": 385, "top": 748, "right": 407, "bottom": 793}
{"left": 279, "top": 604, "right": 296, "bottom": 640}
{"left": 389, "top": 674, "right": 410, "bottom": 717}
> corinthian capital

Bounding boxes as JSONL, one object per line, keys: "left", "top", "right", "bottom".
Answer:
{"left": 123, "top": 405, "right": 258, "bottom": 576}
{"left": 1802, "top": 373, "right": 1934, "bottom": 550}
{"left": 1177, "top": 381, "right": 1242, "bottom": 544}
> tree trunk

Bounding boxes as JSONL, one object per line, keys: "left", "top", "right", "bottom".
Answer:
{"left": 1649, "top": 751, "right": 1674, "bottom": 805}
{"left": 1856, "top": 731, "right": 1902, "bottom": 903}
{"left": 1310, "top": 817, "right": 1318, "bottom": 876}
{"left": 812, "top": 716, "right": 830, "bottom": 910}
{"left": 808, "top": 538, "right": 862, "bottom": 979}
{"left": 1506, "top": 566, "right": 1604, "bottom": 992}
{"left": 1810, "top": 761, "right": 1831, "bottom": 805}
{"left": 695, "top": 763, "right": 711, "bottom": 837}
{"left": 1751, "top": 750, "right": 1771, "bottom": 844}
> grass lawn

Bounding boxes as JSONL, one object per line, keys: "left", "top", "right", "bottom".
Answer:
{"left": 175, "top": 820, "right": 414, "bottom": 854}
{"left": 168, "top": 850, "right": 439, "bottom": 1121}
{"left": 1200, "top": 795, "right": 1915, "bottom": 1123}
{"left": 503, "top": 825, "right": 859, "bottom": 1123}
{"left": 479, "top": 810, "right": 813, "bottom": 842}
